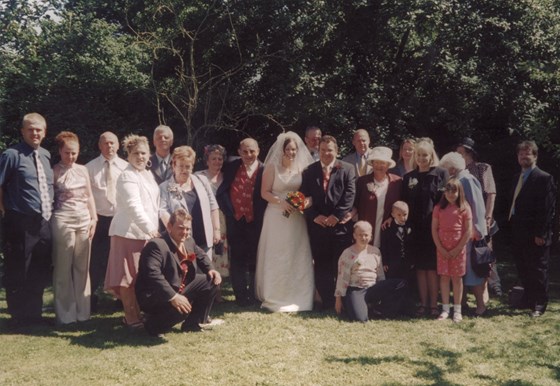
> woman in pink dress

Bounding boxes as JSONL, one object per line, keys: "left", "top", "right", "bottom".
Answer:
{"left": 432, "top": 178, "right": 472, "bottom": 323}
{"left": 105, "top": 135, "right": 160, "bottom": 329}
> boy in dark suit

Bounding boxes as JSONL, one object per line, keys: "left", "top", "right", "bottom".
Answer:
{"left": 380, "top": 201, "right": 413, "bottom": 281}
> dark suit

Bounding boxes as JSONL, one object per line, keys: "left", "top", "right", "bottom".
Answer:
{"left": 380, "top": 221, "right": 413, "bottom": 280}
{"left": 301, "top": 160, "right": 356, "bottom": 308}
{"left": 149, "top": 153, "right": 173, "bottom": 185}
{"left": 216, "top": 158, "right": 266, "bottom": 304}
{"left": 509, "top": 166, "right": 556, "bottom": 312}
{"left": 135, "top": 234, "right": 218, "bottom": 334}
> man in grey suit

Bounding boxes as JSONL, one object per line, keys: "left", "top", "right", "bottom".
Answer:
{"left": 149, "top": 125, "right": 174, "bottom": 184}
{"left": 342, "top": 129, "right": 374, "bottom": 177}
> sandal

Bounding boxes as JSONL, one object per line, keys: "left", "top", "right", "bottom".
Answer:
{"left": 452, "top": 312, "right": 463, "bottom": 323}
{"left": 430, "top": 307, "right": 440, "bottom": 318}
{"left": 437, "top": 311, "right": 449, "bottom": 321}
{"left": 415, "top": 306, "right": 427, "bottom": 317}
{"left": 122, "top": 317, "right": 144, "bottom": 330}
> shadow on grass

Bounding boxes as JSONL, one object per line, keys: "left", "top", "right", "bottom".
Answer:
{"left": 325, "top": 347, "right": 464, "bottom": 386}
{"left": 325, "top": 354, "right": 406, "bottom": 366}
{"left": 0, "top": 314, "right": 166, "bottom": 348}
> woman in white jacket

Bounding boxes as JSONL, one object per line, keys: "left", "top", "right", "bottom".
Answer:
{"left": 104, "top": 134, "right": 160, "bottom": 329}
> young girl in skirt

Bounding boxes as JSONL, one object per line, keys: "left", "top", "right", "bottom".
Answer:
{"left": 431, "top": 178, "right": 472, "bottom": 322}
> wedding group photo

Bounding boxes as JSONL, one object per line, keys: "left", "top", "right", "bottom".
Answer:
{"left": 1, "top": 1, "right": 560, "bottom": 385}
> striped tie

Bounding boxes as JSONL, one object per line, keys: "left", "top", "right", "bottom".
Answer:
{"left": 105, "top": 160, "right": 116, "bottom": 206}
{"left": 34, "top": 150, "right": 52, "bottom": 220}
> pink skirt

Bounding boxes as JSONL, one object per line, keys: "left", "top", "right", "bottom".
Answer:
{"left": 104, "top": 236, "right": 147, "bottom": 298}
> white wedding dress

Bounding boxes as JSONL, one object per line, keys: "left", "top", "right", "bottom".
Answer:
{"left": 255, "top": 165, "right": 314, "bottom": 312}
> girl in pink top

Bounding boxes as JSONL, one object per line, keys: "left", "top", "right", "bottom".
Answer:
{"left": 432, "top": 178, "right": 472, "bottom": 322}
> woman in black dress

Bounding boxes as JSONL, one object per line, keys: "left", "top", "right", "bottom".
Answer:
{"left": 402, "top": 138, "right": 448, "bottom": 317}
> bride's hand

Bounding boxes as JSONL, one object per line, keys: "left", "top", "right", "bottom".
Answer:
{"left": 281, "top": 200, "right": 295, "bottom": 214}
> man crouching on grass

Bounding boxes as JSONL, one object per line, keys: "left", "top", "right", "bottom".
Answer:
{"left": 136, "top": 208, "right": 221, "bottom": 336}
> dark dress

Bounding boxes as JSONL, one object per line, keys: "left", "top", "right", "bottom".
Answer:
{"left": 401, "top": 167, "right": 448, "bottom": 270}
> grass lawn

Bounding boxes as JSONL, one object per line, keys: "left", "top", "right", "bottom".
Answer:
{"left": 1, "top": 254, "right": 559, "bottom": 385}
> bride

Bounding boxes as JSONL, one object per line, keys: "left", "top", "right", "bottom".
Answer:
{"left": 255, "top": 131, "right": 315, "bottom": 312}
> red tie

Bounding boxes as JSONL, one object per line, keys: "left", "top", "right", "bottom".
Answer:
{"left": 322, "top": 166, "right": 330, "bottom": 192}
{"left": 177, "top": 247, "right": 190, "bottom": 293}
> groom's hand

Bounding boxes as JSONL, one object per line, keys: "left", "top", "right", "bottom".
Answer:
{"left": 314, "top": 215, "right": 328, "bottom": 228}
{"left": 339, "top": 212, "right": 353, "bottom": 224}
{"left": 325, "top": 215, "right": 339, "bottom": 227}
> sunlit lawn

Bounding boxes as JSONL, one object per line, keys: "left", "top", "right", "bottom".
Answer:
{"left": 1, "top": 254, "right": 559, "bottom": 385}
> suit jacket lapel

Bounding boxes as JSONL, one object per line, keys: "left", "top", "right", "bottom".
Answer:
{"left": 163, "top": 233, "right": 183, "bottom": 270}
{"left": 518, "top": 167, "right": 538, "bottom": 199}
{"left": 326, "top": 163, "right": 342, "bottom": 203}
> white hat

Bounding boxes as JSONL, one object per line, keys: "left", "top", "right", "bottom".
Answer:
{"left": 367, "top": 146, "right": 396, "bottom": 169}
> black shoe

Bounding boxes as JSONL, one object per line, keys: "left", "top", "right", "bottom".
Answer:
{"left": 90, "top": 295, "right": 99, "bottom": 314}
{"left": 181, "top": 324, "right": 203, "bottom": 333}
{"left": 236, "top": 297, "right": 253, "bottom": 307}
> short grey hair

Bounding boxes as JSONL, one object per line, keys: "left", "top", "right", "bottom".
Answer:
{"left": 440, "top": 152, "right": 466, "bottom": 172}
{"left": 154, "top": 125, "right": 174, "bottom": 139}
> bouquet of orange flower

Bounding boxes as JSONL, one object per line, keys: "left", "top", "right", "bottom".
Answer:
{"left": 283, "top": 191, "right": 305, "bottom": 218}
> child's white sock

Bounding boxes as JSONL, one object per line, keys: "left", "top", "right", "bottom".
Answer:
{"left": 438, "top": 304, "right": 450, "bottom": 320}
{"left": 453, "top": 304, "right": 463, "bottom": 322}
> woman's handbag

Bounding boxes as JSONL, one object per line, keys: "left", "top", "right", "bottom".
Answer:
{"left": 471, "top": 238, "right": 495, "bottom": 278}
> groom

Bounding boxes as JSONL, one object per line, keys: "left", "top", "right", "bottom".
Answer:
{"left": 301, "top": 135, "right": 356, "bottom": 309}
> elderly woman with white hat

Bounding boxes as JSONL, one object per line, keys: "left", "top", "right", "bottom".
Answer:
{"left": 352, "top": 146, "right": 403, "bottom": 248}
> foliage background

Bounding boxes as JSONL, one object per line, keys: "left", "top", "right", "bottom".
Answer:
{"left": 1, "top": 0, "right": 559, "bottom": 227}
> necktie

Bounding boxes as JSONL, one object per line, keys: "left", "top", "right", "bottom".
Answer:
{"left": 508, "top": 172, "right": 524, "bottom": 220}
{"left": 177, "top": 247, "right": 189, "bottom": 293}
{"left": 160, "top": 160, "right": 166, "bottom": 178}
{"left": 359, "top": 155, "right": 367, "bottom": 176}
{"left": 322, "top": 166, "right": 330, "bottom": 191}
{"left": 397, "top": 226, "right": 404, "bottom": 240}
{"left": 34, "top": 150, "right": 52, "bottom": 220}
{"left": 105, "top": 160, "right": 116, "bottom": 206}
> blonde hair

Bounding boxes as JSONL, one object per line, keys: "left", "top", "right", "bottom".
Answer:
{"left": 353, "top": 220, "right": 373, "bottom": 234}
{"left": 392, "top": 200, "right": 409, "bottom": 214}
{"left": 22, "top": 113, "right": 47, "bottom": 130}
{"left": 122, "top": 134, "right": 149, "bottom": 155}
{"left": 171, "top": 145, "right": 196, "bottom": 166}
{"left": 414, "top": 138, "right": 439, "bottom": 168}
{"left": 398, "top": 138, "right": 416, "bottom": 170}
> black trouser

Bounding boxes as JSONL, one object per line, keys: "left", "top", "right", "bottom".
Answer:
{"left": 143, "top": 274, "right": 218, "bottom": 335}
{"left": 227, "top": 216, "right": 259, "bottom": 303}
{"left": 89, "top": 215, "right": 112, "bottom": 301}
{"left": 511, "top": 224, "right": 549, "bottom": 312}
{"left": 308, "top": 223, "right": 352, "bottom": 308}
{"left": 2, "top": 210, "right": 52, "bottom": 320}
{"left": 344, "top": 279, "right": 407, "bottom": 322}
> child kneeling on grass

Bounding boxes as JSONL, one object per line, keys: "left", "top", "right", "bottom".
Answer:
{"left": 431, "top": 179, "right": 472, "bottom": 323}
{"left": 335, "top": 221, "right": 406, "bottom": 322}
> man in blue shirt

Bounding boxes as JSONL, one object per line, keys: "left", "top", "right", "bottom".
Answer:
{"left": 0, "top": 113, "right": 54, "bottom": 326}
